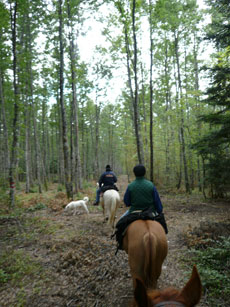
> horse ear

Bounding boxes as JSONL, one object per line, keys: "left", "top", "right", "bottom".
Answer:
{"left": 180, "top": 265, "right": 202, "bottom": 307}
{"left": 134, "top": 278, "right": 150, "bottom": 307}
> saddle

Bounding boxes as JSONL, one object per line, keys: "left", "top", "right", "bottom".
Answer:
{"left": 100, "top": 184, "right": 119, "bottom": 193}
{"left": 112, "top": 207, "right": 168, "bottom": 254}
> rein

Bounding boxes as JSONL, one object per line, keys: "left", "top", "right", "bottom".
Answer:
{"left": 154, "top": 301, "right": 185, "bottom": 307}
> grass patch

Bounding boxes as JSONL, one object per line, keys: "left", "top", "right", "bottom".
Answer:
{"left": 23, "top": 216, "right": 60, "bottom": 238}
{"left": 0, "top": 249, "right": 42, "bottom": 286}
{"left": 26, "top": 203, "right": 47, "bottom": 212}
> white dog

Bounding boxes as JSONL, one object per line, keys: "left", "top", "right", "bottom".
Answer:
{"left": 64, "top": 197, "right": 89, "bottom": 215}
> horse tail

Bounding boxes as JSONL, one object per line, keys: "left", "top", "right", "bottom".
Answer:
{"left": 108, "top": 193, "right": 118, "bottom": 227}
{"left": 143, "top": 232, "right": 157, "bottom": 288}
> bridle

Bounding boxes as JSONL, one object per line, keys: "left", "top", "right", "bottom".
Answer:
{"left": 154, "top": 301, "right": 185, "bottom": 307}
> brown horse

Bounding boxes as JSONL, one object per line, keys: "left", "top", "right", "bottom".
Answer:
{"left": 122, "top": 219, "right": 168, "bottom": 290}
{"left": 133, "top": 265, "right": 202, "bottom": 307}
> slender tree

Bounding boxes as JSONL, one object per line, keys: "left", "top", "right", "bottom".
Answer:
{"left": 9, "top": 0, "right": 20, "bottom": 207}
{"left": 58, "top": 0, "right": 73, "bottom": 198}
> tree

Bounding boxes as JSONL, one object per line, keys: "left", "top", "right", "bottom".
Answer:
{"left": 66, "top": 0, "right": 83, "bottom": 191}
{"left": 8, "top": 0, "right": 20, "bottom": 208}
{"left": 193, "top": 0, "right": 230, "bottom": 197}
{"left": 57, "top": 0, "right": 73, "bottom": 199}
{"left": 115, "top": 0, "right": 144, "bottom": 164}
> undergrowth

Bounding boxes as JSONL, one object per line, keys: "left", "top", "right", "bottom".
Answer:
{"left": 184, "top": 236, "right": 230, "bottom": 306}
{"left": 0, "top": 249, "right": 42, "bottom": 286}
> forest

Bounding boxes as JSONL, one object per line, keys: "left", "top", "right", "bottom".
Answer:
{"left": 0, "top": 0, "right": 230, "bottom": 306}
{"left": 0, "top": 0, "right": 229, "bottom": 203}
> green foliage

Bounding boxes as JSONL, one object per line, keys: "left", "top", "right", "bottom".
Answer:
{"left": 26, "top": 203, "right": 47, "bottom": 212}
{"left": 186, "top": 237, "right": 230, "bottom": 302}
{"left": 57, "top": 185, "right": 63, "bottom": 192}
{"left": 82, "top": 180, "right": 95, "bottom": 190}
{"left": 0, "top": 268, "right": 9, "bottom": 284}
{"left": 0, "top": 250, "right": 41, "bottom": 286}
{"left": 192, "top": 0, "right": 230, "bottom": 197}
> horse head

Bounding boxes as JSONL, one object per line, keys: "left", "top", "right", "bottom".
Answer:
{"left": 133, "top": 265, "right": 202, "bottom": 307}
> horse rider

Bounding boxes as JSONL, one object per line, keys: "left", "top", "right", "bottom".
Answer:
{"left": 122, "top": 164, "right": 163, "bottom": 217}
{"left": 93, "top": 164, "right": 118, "bottom": 206}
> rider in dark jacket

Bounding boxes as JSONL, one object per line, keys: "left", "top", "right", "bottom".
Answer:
{"left": 93, "top": 165, "right": 117, "bottom": 206}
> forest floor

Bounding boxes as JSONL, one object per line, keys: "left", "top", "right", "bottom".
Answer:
{"left": 0, "top": 175, "right": 230, "bottom": 306}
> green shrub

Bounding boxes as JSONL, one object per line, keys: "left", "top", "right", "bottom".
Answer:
{"left": 27, "top": 203, "right": 47, "bottom": 212}
{"left": 0, "top": 268, "right": 9, "bottom": 284}
{"left": 186, "top": 237, "right": 230, "bottom": 302}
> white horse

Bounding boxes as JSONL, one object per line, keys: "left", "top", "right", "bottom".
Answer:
{"left": 101, "top": 189, "right": 120, "bottom": 228}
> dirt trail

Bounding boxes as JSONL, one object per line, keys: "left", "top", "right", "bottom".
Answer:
{"left": 0, "top": 176, "right": 230, "bottom": 306}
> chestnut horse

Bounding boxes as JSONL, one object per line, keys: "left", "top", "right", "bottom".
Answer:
{"left": 122, "top": 219, "right": 168, "bottom": 290}
{"left": 133, "top": 265, "right": 202, "bottom": 307}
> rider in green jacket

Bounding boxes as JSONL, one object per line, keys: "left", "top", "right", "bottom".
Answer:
{"left": 123, "top": 164, "right": 163, "bottom": 216}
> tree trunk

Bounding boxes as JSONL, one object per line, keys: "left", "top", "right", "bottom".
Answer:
{"left": 164, "top": 39, "right": 172, "bottom": 186}
{"left": 9, "top": 1, "right": 19, "bottom": 208}
{"left": 132, "top": 0, "right": 144, "bottom": 164}
{"left": 149, "top": 0, "right": 154, "bottom": 181}
{"left": 95, "top": 102, "right": 100, "bottom": 179}
{"left": 58, "top": 0, "right": 72, "bottom": 198}
{"left": 116, "top": 1, "right": 144, "bottom": 164}
{"left": 25, "top": 103, "right": 31, "bottom": 193}
{"left": 174, "top": 31, "right": 190, "bottom": 193}
{"left": 32, "top": 103, "right": 42, "bottom": 193}
{"left": 193, "top": 33, "right": 202, "bottom": 192}
{"left": 0, "top": 69, "right": 10, "bottom": 180}
{"left": 67, "top": 0, "right": 82, "bottom": 191}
